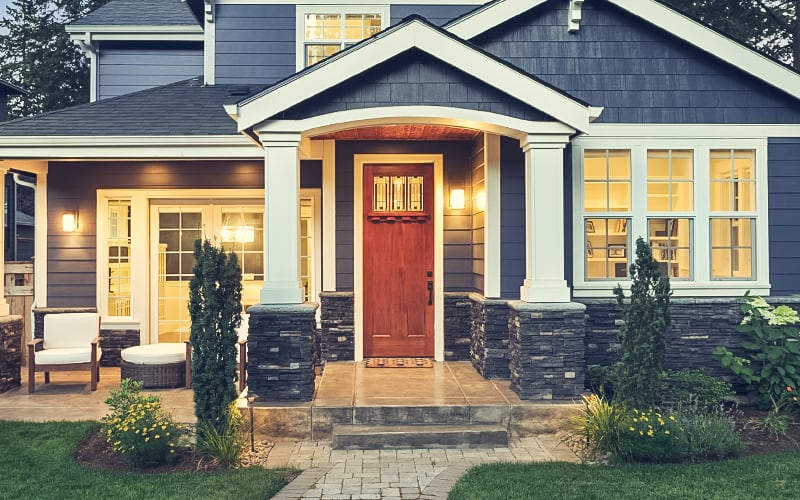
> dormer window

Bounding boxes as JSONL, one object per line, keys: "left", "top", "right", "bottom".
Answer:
{"left": 296, "top": 6, "right": 388, "bottom": 69}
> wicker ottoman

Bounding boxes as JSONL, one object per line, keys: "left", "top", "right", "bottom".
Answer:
{"left": 120, "top": 343, "right": 190, "bottom": 389}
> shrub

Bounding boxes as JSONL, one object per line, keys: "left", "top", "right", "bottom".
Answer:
{"left": 195, "top": 402, "right": 247, "bottom": 468}
{"left": 189, "top": 239, "right": 243, "bottom": 434}
{"left": 617, "top": 408, "right": 686, "bottom": 463}
{"left": 679, "top": 405, "right": 744, "bottom": 461}
{"left": 713, "top": 295, "right": 800, "bottom": 408}
{"left": 562, "top": 392, "right": 625, "bottom": 462}
{"left": 101, "top": 378, "right": 184, "bottom": 468}
{"left": 663, "top": 369, "right": 735, "bottom": 410}
{"left": 613, "top": 237, "right": 672, "bottom": 407}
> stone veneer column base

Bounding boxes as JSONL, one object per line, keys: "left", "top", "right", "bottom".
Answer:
{"left": 247, "top": 303, "right": 318, "bottom": 402}
{"left": 509, "top": 301, "right": 586, "bottom": 400}
{"left": 444, "top": 293, "right": 472, "bottom": 361}
{"left": 470, "top": 294, "right": 511, "bottom": 378}
{"left": 0, "top": 315, "right": 23, "bottom": 393}
{"left": 319, "top": 292, "right": 354, "bottom": 364}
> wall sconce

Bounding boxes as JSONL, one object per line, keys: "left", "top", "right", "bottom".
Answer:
{"left": 62, "top": 211, "right": 77, "bottom": 232}
{"left": 450, "top": 188, "right": 466, "bottom": 210}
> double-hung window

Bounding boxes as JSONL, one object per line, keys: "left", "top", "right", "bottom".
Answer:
{"left": 296, "top": 6, "right": 387, "bottom": 69}
{"left": 575, "top": 140, "right": 767, "bottom": 296}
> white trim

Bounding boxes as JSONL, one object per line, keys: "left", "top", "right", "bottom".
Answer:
{"left": 448, "top": 0, "right": 800, "bottom": 103}
{"left": 34, "top": 166, "right": 48, "bottom": 309}
{"left": 257, "top": 106, "right": 576, "bottom": 140}
{"left": 217, "top": 0, "right": 483, "bottom": 4}
{"left": 353, "top": 154, "right": 444, "bottom": 361}
{"left": 204, "top": 1, "right": 217, "bottom": 85}
{"left": 66, "top": 26, "right": 203, "bottom": 42}
{"left": 295, "top": 4, "right": 390, "bottom": 71}
{"left": 585, "top": 124, "right": 800, "bottom": 139}
{"left": 0, "top": 166, "right": 10, "bottom": 315}
{"left": 305, "top": 188, "right": 323, "bottom": 306}
{"left": 568, "top": 0, "right": 584, "bottom": 32}
{"left": 571, "top": 137, "right": 771, "bottom": 296}
{"left": 88, "top": 50, "right": 98, "bottom": 102}
{"left": 236, "top": 19, "right": 596, "bottom": 132}
{"left": 484, "top": 133, "right": 501, "bottom": 298}
{"left": 322, "top": 140, "right": 337, "bottom": 291}
{"left": 0, "top": 136, "right": 261, "bottom": 159}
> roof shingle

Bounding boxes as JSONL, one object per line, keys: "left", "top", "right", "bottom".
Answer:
{"left": 71, "top": 0, "right": 201, "bottom": 27}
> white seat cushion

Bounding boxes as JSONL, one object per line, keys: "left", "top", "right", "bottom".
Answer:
{"left": 121, "top": 343, "right": 186, "bottom": 365}
{"left": 36, "top": 347, "right": 102, "bottom": 365}
{"left": 43, "top": 313, "right": 100, "bottom": 349}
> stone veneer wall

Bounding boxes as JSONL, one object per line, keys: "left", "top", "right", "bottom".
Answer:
{"left": 32, "top": 307, "right": 138, "bottom": 367}
{"left": 470, "top": 294, "right": 510, "bottom": 378}
{"left": 0, "top": 315, "right": 23, "bottom": 393}
{"left": 444, "top": 293, "right": 472, "bottom": 361}
{"left": 319, "top": 292, "right": 354, "bottom": 364}
{"left": 247, "top": 303, "right": 318, "bottom": 401}
{"left": 581, "top": 296, "right": 800, "bottom": 389}
{"left": 509, "top": 301, "right": 586, "bottom": 400}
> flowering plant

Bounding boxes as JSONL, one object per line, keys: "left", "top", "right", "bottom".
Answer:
{"left": 101, "top": 378, "right": 185, "bottom": 468}
{"left": 617, "top": 408, "right": 686, "bottom": 463}
{"left": 713, "top": 294, "right": 800, "bottom": 407}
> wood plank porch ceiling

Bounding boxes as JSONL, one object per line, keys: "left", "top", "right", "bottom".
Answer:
{"left": 312, "top": 125, "right": 481, "bottom": 141}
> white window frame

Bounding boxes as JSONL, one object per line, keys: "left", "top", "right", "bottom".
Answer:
{"left": 572, "top": 137, "right": 770, "bottom": 297}
{"left": 295, "top": 4, "right": 389, "bottom": 70}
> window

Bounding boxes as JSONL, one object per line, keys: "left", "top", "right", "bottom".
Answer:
{"left": 107, "top": 200, "right": 131, "bottom": 316}
{"left": 296, "top": 6, "right": 387, "bottom": 69}
{"left": 575, "top": 142, "right": 766, "bottom": 295}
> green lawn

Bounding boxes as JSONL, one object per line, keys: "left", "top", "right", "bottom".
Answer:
{"left": 449, "top": 453, "right": 800, "bottom": 500}
{"left": 0, "top": 420, "right": 294, "bottom": 500}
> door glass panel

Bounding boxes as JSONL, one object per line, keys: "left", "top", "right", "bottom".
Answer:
{"left": 220, "top": 207, "right": 264, "bottom": 310}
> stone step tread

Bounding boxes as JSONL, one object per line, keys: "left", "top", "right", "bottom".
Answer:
{"left": 332, "top": 424, "right": 509, "bottom": 449}
{"left": 335, "top": 423, "right": 508, "bottom": 434}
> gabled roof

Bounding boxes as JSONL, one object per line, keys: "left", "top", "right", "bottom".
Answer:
{"left": 69, "top": 0, "right": 201, "bottom": 27}
{"left": 0, "top": 79, "right": 27, "bottom": 96}
{"left": 234, "top": 16, "right": 601, "bottom": 133}
{"left": 0, "top": 78, "right": 251, "bottom": 136}
{"left": 445, "top": 0, "right": 800, "bottom": 103}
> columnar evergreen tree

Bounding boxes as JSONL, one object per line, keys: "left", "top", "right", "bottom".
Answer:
{"left": 189, "top": 239, "right": 243, "bottom": 432}
{"left": 613, "top": 237, "right": 672, "bottom": 407}
{"left": 0, "top": 0, "right": 110, "bottom": 118}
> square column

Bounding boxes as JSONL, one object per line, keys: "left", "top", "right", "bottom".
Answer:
{"left": 519, "top": 135, "right": 571, "bottom": 303}
{"left": 0, "top": 168, "right": 10, "bottom": 316}
{"left": 259, "top": 132, "right": 305, "bottom": 304}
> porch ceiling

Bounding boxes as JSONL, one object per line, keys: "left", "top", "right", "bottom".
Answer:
{"left": 311, "top": 124, "right": 481, "bottom": 141}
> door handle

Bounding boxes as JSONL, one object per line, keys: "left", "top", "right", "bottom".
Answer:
{"left": 427, "top": 280, "right": 433, "bottom": 306}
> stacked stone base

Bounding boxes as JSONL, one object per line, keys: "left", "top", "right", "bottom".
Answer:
{"left": 0, "top": 315, "right": 23, "bottom": 393}
{"left": 319, "top": 292, "right": 355, "bottom": 364}
{"left": 470, "top": 294, "right": 510, "bottom": 379}
{"left": 509, "top": 302, "right": 586, "bottom": 400}
{"left": 248, "top": 304, "right": 318, "bottom": 401}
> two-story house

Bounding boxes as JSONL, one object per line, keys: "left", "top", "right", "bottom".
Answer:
{"left": 3, "top": 0, "right": 800, "bottom": 401}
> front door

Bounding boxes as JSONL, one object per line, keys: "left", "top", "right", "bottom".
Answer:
{"left": 363, "top": 164, "right": 434, "bottom": 357}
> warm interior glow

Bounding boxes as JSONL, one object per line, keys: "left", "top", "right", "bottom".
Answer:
{"left": 221, "top": 225, "right": 255, "bottom": 243}
{"left": 450, "top": 188, "right": 465, "bottom": 209}
{"left": 62, "top": 212, "right": 77, "bottom": 232}
{"left": 475, "top": 190, "right": 486, "bottom": 211}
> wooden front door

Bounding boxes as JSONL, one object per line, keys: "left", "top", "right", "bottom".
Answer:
{"left": 363, "top": 163, "right": 434, "bottom": 357}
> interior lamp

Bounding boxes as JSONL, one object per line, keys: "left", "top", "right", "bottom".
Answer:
{"left": 449, "top": 188, "right": 466, "bottom": 210}
{"left": 62, "top": 211, "right": 77, "bottom": 232}
{"left": 221, "top": 213, "right": 255, "bottom": 243}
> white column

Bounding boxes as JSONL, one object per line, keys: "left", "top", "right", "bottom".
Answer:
{"left": 484, "top": 133, "right": 501, "bottom": 298}
{"left": 0, "top": 167, "right": 10, "bottom": 315}
{"left": 321, "top": 139, "right": 337, "bottom": 292}
{"left": 519, "top": 134, "right": 572, "bottom": 303}
{"left": 260, "top": 132, "right": 305, "bottom": 304}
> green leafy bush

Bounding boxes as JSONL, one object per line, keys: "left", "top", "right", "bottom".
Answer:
{"left": 195, "top": 402, "right": 247, "bottom": 468}
{"left": 617, "top": 408, "right": 686, "bottom": 463}
{"left": 663, "top": 369, "right": 734, "bottom": 410}
{"left": 562, "top": 392, "right": 625, "bottom": 462}
{"left": 613, "top": 237, "right": 672, "bottom": 407}
{"left": 101, "top": 378, "right": 185, "bottom": 468}
{"left": 713, "top": 295, "right": 800, "bottom": 408}
{"left": 679, "top": 406, "right": 744, "bottom": 461}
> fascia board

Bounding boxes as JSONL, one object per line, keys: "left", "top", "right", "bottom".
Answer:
{"left": 446, "top": 0, "right": 549, "bottom": 39}
{"left": 0, "top": 135, "right": 261, "bottom": 158}
{"left": 610, "top": 0, "right": 800, "bottom": 101}
{"left": 66, "top": 25, "right": 203, "bottom": 34}
{"left": 238, "top": 20, "right": 593, "bottom": 132}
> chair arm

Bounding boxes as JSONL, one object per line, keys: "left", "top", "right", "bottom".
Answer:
{"left": 27, "top": 338, "right": 43, "bottom": 359}
{"left": 90, "top": 336, "right": 101, "bottom": 346}
{"left": 28, "top": 338, "right": 43, "bottom": 348}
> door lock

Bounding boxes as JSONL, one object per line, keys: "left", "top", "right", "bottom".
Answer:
{"left": 427, "top": 280, "right": 433, "bottom": 306}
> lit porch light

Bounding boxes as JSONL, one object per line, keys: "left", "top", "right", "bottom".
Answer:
{"left": 62, "top": 211, "right": 77, "bottom": 232}
{"left": 450, "top": 188, "right": 466, "bottom": 210}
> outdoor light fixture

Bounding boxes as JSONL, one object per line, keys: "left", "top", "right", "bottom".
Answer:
{"left": 449, "top": 188, "right": 466, "bottom": 210}
{"left": 62, "top": 211, "right": 77, "bottom": 232}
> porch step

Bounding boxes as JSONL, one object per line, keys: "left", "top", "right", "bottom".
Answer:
{"left": 332, "top": 423, "right": 509, "bottom": 450}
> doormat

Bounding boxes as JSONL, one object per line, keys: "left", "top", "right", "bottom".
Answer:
{"left": 365, "top": 357, "right": 434, "bottom": 368}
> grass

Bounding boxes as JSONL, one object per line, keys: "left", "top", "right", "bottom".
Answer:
{"left": 448, "top": 453, "right": 800, "bottom": 499}
{"left": 0, "top": 420, "right": 294, "bottom": 500}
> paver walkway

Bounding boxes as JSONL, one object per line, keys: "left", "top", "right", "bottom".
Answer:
{"left": 267, "top": 435, "right": 577, "bottom": 499}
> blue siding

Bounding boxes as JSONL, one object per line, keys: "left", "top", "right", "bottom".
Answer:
{"left": 474, "top": 2, "right": 800, "bottom": 123}
{"left": 768, "top": 138, "right": 800, "bottom": 295}
{"left": 281, "top": 51, "right": 551, "bottom": 121}
{"left": 500, "top": 136, "right": 525, "bottom": 299}
{"left": 97, "top": 44, "right": 202, "bottom": 100}
{"left": 391, "top": 4, "right": 477, "bottom": 26}
{"left": 215, "top": 3, "right": 296, "bottom": 84}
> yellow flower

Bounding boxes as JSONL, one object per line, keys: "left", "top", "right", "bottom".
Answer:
{"left": 665, "top": 430, "right": 670, "bottom": 435}
{"left": 629, "top": 427, "right": 635, "bottom": 432}
{"left": 647, "top": 429, "right": 654, "bottom": 437}
{"left": 669, "top": 415, "right": 676, "bottom": 421}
